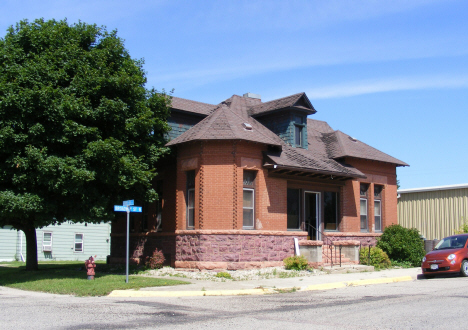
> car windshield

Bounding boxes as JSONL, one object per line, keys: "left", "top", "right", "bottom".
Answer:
{"left": 434, "top": 236, "right": 468, "bottom": 250}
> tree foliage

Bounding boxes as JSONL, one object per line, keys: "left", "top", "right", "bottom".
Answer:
{"left": 0, "top": 19, "right": 171, "bottom": 270}
{"left": 376, "top": 224, "right": 426, "bottom": 267}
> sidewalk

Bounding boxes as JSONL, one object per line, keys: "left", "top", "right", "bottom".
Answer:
{"left": 108, "top": 266, "right": 421, "bottom": 298}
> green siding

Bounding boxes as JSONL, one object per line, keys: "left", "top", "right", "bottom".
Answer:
{"left": 0, "top": 226, "right": 20, "bottom": 262}
{"left": 0, "top": 222, "right": 111, "bottom": 262}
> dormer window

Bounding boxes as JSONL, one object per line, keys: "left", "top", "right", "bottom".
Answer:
{"left": 294, "top": 115, "right": 305, "bottom": 148}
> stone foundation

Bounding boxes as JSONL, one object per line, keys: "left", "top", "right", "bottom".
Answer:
{"left": 111, "top": 230, "right": 307, "bottom": 269}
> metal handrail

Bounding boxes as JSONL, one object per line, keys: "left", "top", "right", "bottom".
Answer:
{"left": 307, "top": 224, "right": 342, "bottom": 268}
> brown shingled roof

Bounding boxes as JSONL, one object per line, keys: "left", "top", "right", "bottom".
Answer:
{"left": 166, "top": 104, "right": 284, "bottom": 147}
{"left": 170, "top": 96, "right": 217, "bottom": 116}
{"left": 324, "top": 130, "right": 408, "bottom": 166}
{"left": 264, "top": 145, "right": 366, "bottom": 178}
{"left": 249, "top": 92, "right": 316, "bottom": 116}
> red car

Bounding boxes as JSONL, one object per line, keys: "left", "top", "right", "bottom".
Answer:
{"left": 422, "top": 234, "right": 468, "bottom": 277}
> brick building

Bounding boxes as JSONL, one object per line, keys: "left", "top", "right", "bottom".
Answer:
{"left": 110, "top": 92, "right": 407, "bottom": 269}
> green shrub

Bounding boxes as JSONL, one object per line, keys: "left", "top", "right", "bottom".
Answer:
{"left": 359, "top": 246, "right": 391, "bottom": 269}
{"left": 456, "top": 217, "right": 468, "bottom": 234}
{"left": 145, "top": 249, "right": 165, "bottom": 269}
{"left": 376, "top": 224, "right": 425, "bottom": 267}
{"left": 215, "top": 271, "right": 232, "bottom": 279}
{"left": 283, "top": 255, "right": 309, "bottom": 270}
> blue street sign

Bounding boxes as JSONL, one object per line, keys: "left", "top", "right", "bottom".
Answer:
{"left": 114, "top": 205, "right": 128, "bottom": 212}
{"left": 129, "top": 206, "right": 142, "bottom": 213}
{"left": 123, "top": 200, "right": 134, "bottom": 206}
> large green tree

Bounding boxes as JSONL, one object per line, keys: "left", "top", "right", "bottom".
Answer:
{"left": 0, "top": 19, "right": 171, "bottom": 270}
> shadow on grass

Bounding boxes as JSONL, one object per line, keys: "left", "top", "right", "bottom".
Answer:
{"left": 0, "top": 262, "right": 189, "bottom": 296}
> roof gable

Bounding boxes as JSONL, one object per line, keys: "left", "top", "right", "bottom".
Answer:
{"left": 166, "top": 104, "right": 284, "bottom": 147}
{"left": 249, "top": 93, "right": 316, "bottom": 117}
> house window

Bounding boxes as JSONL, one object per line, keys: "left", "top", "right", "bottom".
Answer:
{"left": 287, "top": 188, "right": 301, "bottom": 230}
{"left": 374, "top": 185, "right": 383, "bottom": 232}
{"left": 324, "top": 191, "right": 338, "bottom": 231}
{"left": 360, "top": 199, "right": 368, "bottom": 232}
{"left": 74, "top": 233, "right": 84, "bottom": 252}
{"left": 360, "top": 183, "right": 369, "bottom": 231}
{"left": 243, "top": 171, "right": 256, "bottom": 229}
{"left": 374, "top": 200, "right": 382, "bottom": 232}
{"left": 155, "top": 180, "right": 163, "bottom": 231}
{"left": 186, "top": 170, "right": 195, "bottom": 229}
{"left": 360, "top": 183, "right": 369, "bottom": 197}
{"left": 42, "top": 232, "right": 52, "bottom": 251}
{"left": 294, "top": 115, "right": 305, "bottom": 148}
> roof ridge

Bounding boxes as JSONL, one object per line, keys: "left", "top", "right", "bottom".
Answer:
{"left": 251, "top": 92, "right": 304, "bottom": 109}
{"left": 171, "top": 96, "right": 216, "bottom": 107}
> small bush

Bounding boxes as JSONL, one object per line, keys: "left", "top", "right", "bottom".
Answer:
{"left": 359, "top": 246, "right": 391, "bottom": 270}
{"left": 456, "top": 217, "right": 468, "bottom": 234}
{"left": 283, "top": 255, "right": 309, "bottom": 270}
{"left": 145, "top": 249, "right": 165, "bottom": 269}
{"left": 215, "top": 271, "right": 232, "bottom": 279}
{"left": 377, "top": 224, "right": 425, "bottom": 267}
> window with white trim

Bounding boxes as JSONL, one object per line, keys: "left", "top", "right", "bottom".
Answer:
{"left": 360, "top": 199, "right": 368, "bottom": 232}
{"left": 374, "top": 185, "right": 383, "bottom": 232}
{"left": 42, "top": 232, "right": 52, "bottom": 251}
{"left": 243, "top": 171, "right": 256, "bottom": 229}
{"left": 360, "top": 183, "right": 369, "bottom": 232}
{"left": 74, "top": 233, "right": 84, "bottom": 252}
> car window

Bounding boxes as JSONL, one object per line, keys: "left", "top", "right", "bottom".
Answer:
{"left": 434, "top": 236, "right": 468, "bottom": 250}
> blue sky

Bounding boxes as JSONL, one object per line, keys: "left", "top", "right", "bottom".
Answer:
{"left": 2, "top": 0, "right": 467, "bottom": 189}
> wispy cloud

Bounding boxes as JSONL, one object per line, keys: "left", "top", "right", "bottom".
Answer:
{"left": 306, "top": 76, "right": 468, "bottom": 99}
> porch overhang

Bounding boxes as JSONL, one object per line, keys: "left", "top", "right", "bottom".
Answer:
{"left": 264, "top": 163, "right": 366, "bottom": 182}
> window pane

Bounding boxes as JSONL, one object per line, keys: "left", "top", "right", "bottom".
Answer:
{"left": 75, "top": 234, "right": 83, "bottom": 243}
{"left": 188, "top": 189, "right": 195, "bottom": 208}
{"left": 360, "top": 200, "right": 367, "bottom": 215}
{"left": 375, "top": 201, "right": 382, "bottom": 232}
{"left": 374, "top": 185, "right": 383, "bottom": 198}
{"left": 186, "top": 170, "right": 195, "bottom": 189}
{"left": 295, "top": 125, "right": 302, "bottom": 146}
{"left": 75, "top": 243, "right": 83, "bottom": 252}
{"left": 43, "top": 233, "right": 51, "bottom": 242}
{"left": 360, "top": 199, "right": 367, "bottom": 230}
{"left": 243, "top": 209, "right": 254, "bottom": 227}
{"left": 287, "top": 189, "right": 300, "bottom": 229}
{"left": 243, "top": 190, "right": 253, "bottom": 208}
{"left": 243, "top": 171, "right": 256, "bottom": 186}
{"left": 374, "top": 201, "right": 381, "bottom": 216}
{"left": 360, "top": 184, "right": 368, "bottom": 196}
{"left": 187, "top": 209, "right": 194, "bottom": 227}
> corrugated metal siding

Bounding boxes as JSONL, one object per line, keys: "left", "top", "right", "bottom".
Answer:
{"left": 398, "top": 188, "right": 468, "bottom": 240}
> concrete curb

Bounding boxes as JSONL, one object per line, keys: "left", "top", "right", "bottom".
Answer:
{"left": 108, "top": 276, "right": 414, "bottom": 298}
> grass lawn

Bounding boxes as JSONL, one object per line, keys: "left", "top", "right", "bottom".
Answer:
{"left": 0, "top": 261, "right": 189, "bottom": 297}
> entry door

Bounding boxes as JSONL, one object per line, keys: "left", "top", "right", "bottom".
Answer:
{"left": 304, "top": 192, "right": 320, "bottom": 240}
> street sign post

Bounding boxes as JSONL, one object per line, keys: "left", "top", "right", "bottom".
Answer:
{"left": 114, "top": 200, "right": 142, "bottom": 283}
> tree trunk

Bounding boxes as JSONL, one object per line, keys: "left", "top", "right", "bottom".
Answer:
{"left": 23, "top": 224, "right": 38, "bottom": 271}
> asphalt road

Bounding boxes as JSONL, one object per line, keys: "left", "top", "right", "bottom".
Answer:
{"left": 1, "top": 275, "right": 466, "bottom": 329}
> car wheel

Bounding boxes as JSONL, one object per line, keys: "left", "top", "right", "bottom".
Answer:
{"left": 422, "top": 273, "right": 434, "bottom": 279}
{"left": 460, "top": 260, "right": 468, "bottom": 277}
